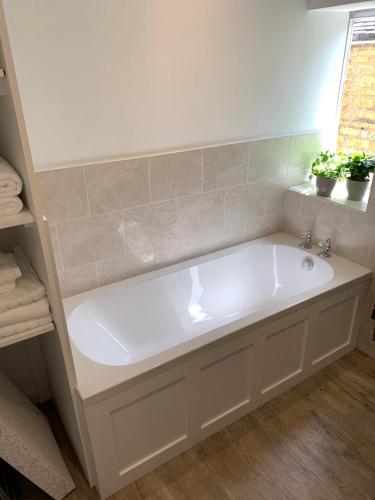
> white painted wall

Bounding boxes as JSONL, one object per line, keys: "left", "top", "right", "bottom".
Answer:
{"left": 3, "top": 0, "right": 348, "bottom": 170}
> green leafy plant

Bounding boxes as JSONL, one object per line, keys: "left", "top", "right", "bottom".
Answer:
{"left": 339, "top": 152, "right": 375, "bottom": 182}
{"left": 309, "top": 151, "right": 344, "bottom": 181}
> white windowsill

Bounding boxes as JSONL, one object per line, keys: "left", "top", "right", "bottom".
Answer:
{"left": 289, "top": 180, "right": 371, "bottom": 212}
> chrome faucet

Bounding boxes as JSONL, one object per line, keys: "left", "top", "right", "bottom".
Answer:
{"left": 298, "top": 231, "right": 312, "bottom": 249}
{"left": 318, "top": 238, "right": 332, "bottom": 258}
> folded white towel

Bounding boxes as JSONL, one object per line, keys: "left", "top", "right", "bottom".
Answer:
{"left": 0, "top": 157, "right": 23, "bottom": 197}
{"left": 0, "top": 296, "right": 50, "bottom": 328}
{"left": 0, "top": 282, "right": 15, "bottom": 295}
{"left": 0, "top": 252, "right": 22, "bottom": 285}
{"left": 0, "top": 316, "right": 53, "bottom": 338}
{"left": 0, "top": 250, "right": 46, "bottom": 312}
{"left": 0, "top": 196, "right": 23, "bottom": 216}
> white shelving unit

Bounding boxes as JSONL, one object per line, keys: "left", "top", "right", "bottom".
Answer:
{"left": 0, "top": 63, "right": 34, "bottom": 232}
{"left": 0, "top": 0, "right": 93, "bottom": 485}
{"left": 0, "top": 60, "right": 51, "bottom": 349}
{"left": 0, "top": 66, "right": 5, "bottom": 95}
{"left": 0, "top": 322, "right": 54, "bottom": 349}
{"left": 0, "top": 207, "right": 34, "bottom": 230}
{"left": 0, "top": 24, "right": 52, "bottom": 350}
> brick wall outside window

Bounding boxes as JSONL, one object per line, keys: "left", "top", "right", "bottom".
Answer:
{"left": 337, "top": 35, "right": 375, "bottom": 154}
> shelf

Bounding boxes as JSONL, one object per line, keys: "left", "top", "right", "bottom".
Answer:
{"left": 0, "top": 67, "right": 6, "bottom": 95}
{"left": 0, "top": 207, "right": 34, "bottom": 230}
{"left": 290, "top": 182, "right": 369, "bottom": 213}
{"left": 0, "top": 322, "right": 55, "bottom": 348}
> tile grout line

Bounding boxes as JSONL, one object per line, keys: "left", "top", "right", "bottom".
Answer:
{"left": 121, "top": 209, "right": 127, "bottom": 253}
{"left": 52, "top": 176, "right": 293, "bottom": 228}
{"left": 60, "top": 249, "right": 129, "bottom": 273}
{"left": 223, "top": 189, "right": 227, "bottom": 229}
{"left": 201, "top": 149, "right": 204, "bottom": 193}
{"left": 53, "top": 223, "right": 65, "bottom": 271}
{"left": 54, "top": 208, "right": 124, "bottom": 227}
{"left": 177, "top": 199, "right": 182, "bottom": 241}
{"left": 35, "top": 131, "right": 322, "bottom": 172}
{"left": 364, "top": 245, "right": 372, "bottom": 268}
{"left": 94, "top": 261, "right": 100, "bottom": 287}
{"left": 147, "top": 157, "right": 152, "bottom": 203}
{"left": 247, "top": 142, "right": 251, "bottom": 183}
{"left": 82, "top": 166, "right": 92, "bottom": 217}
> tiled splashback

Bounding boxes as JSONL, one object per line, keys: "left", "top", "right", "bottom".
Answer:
{"left": 37, "top": 132, "right": 323, "bottom": 298}
{"left": 284, "top": 180, "right": 375, "bottom": 354}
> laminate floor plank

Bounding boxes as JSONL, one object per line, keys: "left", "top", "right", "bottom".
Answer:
{"left": 252, "top": 408, "right": 362, "bottom": 500}
{"left": 258, "top": 391, "right": 374, "bottom": 499}
{"left": 19, "top": 350, "right": 375, "bottom": 500}
{"left": 226, "top": 414, "right": 335, "bottom": 500}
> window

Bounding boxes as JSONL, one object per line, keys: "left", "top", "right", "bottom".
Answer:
{"left": 290, "top": 13, "right": 375, "bottom": 212}
{"left": 337, "top": 15, "right": 375, "bottom": 154}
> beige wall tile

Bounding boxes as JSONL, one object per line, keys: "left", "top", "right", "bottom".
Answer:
{"left": 57, "top": 211, "right": 125, "bottom": 268}
{"left": 366, "top": 182, "right": 375, "bottom": 214}
{"left": 264, "top": 177, "right": 288, "bottom": 215}
{"left": 58, "top": 264, "right": 98, "bottom": 298}
{"left": 179, "top": 190, "right": 225, "bottom": 238}
{"left": 225, "top": 182, "right": 266, "bottom": 227}
{"left": 243, "top": 212, "right": 284, "bottom": 241}
{"left": 284, "top": 190, "right": 302, "bottom": 215}
{"left": 124, "top": 201, "right": 178, "bottom": 251}
{"left": 299, "top": 195, "right": 322, "bottom": 223}
{"left": 313, "top": 222, "right": 337, "bottom": 244}
{"left": 97, "top": 249, "right": 155, "bottom": 286}
{"left": 85, "top": 158, "right": 150, "bottom": 215}
{"left": 341, "top": 209, "right": 375, "bottom": 245}
{"left": 150, "top": 150, "right": 202, "bottom": 202}
{"left": 203, "top": 143, "right": 248, "bottom": 191}
{"left": 37, "top": 167, "right": 89, "bottom": 223}
{"left": 316, "top": 202, "right": 348, "bottom": 230}
{"left": 284, "top": 155, "right": 375, "bottom": 278}
{"left": 288, "top": 132, "right": 323, "bottom": 180}
{"left": 41, "top": 131, "right": 346, "bottom": 299}
{"left": 263, "top": 211, "right": 284, "bottom": 234}
{"left": 155, "top": 226, "right": 243, "bottom": 266}
{"left": 364, "top": 250, "right": 375, "bottom": 277}
{"left": 283, "top": 211, "right": 313, "bottom": 237}
{"left": 334, "top": 230, "right": 370, "bottom": 266}
{"left": 48, "top": 224, "right": 63, "bottom": 270}
{"left": 249, "top": 137, "right": 290, "bottom": 181}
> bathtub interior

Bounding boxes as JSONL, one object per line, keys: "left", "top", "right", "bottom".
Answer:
{"left": 67, "top": 244, "right": 334, "bottom": 366}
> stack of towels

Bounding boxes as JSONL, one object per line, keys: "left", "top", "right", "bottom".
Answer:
{"left": 0, "top": 248, "right": 54, "bottom": 339}
{"left": 0, "top": 157, "right": 23, "bottom": 216}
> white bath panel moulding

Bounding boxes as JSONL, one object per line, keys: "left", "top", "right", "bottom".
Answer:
{"left": 0, "top": 206, "right": 34, "bottom": 230}
{"left": 0, "top": 370, "right": 75, "bottom": 499}
{"left": 308, "top": 0, "right": 375, "bottom": 11}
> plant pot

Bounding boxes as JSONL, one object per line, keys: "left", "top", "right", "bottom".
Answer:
{"left": 315, "top": 176, "right": 336, "bottom": 197}
{"left": 346, "top": 178, "right": 369, "bottom": 201}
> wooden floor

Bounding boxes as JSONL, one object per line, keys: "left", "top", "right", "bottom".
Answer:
{"left": 20, "top": 350, "right": 375, "bottom": 500}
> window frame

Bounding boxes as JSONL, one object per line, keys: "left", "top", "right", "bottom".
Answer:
{"left": 334, "top": 9, "right": 375, "bottom": 150}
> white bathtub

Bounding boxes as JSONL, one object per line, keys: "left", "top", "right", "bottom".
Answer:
{"left": 64, "top": 233, "right": 371, "bottom": 498}
{"left": 67, "top": 241, "right": 334, "bottom": 367}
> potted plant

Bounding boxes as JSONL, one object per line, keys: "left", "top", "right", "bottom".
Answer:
{"left": 340, "top": 152, "right": 375, "bottom": 201}
{"left": 310, "top": 151, "right": 343, "bottom": 197}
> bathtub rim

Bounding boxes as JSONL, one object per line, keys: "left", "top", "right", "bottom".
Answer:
{"left": 63, "top": 232, "right": 372, "bottom": 405}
